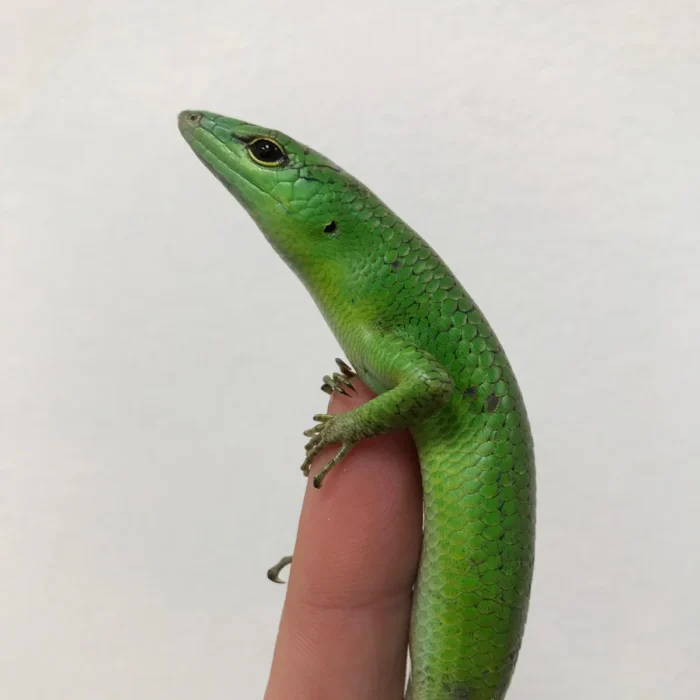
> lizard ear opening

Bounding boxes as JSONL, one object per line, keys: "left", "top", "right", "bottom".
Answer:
{"left": 323, "top": 221, "right": 337, "bottom": 234}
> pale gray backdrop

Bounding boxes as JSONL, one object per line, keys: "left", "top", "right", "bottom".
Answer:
{"left": 1, "top": 1, "right": 699, "bottom": 698}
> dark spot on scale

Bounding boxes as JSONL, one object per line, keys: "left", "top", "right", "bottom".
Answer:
{"left": 463, "top": 386, "right": 477, "bottom": 397}
{"left": 442, "top": 681, "right": 470, "bottom": 699}
{"left": 390, "top": 259, "right": 400, "bottom": 270}
{"left": 351, "top": 298, "right": 356, "bottom": 304}
{"left": 486, "top": 394, "right": 500, "bottom": 412}
{"left": 323, "top": 221, "right": 337, "bottom": 234}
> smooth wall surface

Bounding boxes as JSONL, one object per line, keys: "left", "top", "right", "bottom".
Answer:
{"left": 2, "top": 2, "right": 698, "bottom": 698}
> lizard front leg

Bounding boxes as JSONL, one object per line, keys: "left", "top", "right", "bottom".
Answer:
{"left": 302, "top": 337, "right": 454, "bottom": 488}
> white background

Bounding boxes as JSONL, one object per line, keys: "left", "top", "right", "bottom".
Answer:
{"left": 1, "top": 1, "right": 699, "bottom": 698}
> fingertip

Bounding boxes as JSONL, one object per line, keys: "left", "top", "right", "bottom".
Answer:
{"left": 292, "top": 382, "right": 422, "bottom": 606}
{"left": 264, "top": 381, "right": 422, "bottom": 699}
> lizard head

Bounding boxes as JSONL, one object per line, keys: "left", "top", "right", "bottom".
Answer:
{"left": 177, "top": 110, "right": 372, "bottom": 287}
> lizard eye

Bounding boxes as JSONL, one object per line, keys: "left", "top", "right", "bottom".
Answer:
{"left": 247, "top": 138, "right": 287, "bottom": 166}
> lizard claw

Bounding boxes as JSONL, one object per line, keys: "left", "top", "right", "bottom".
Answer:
{"left": 267, "top": 555, "right": 293, "bottom": 583}
{"left": 335, "top": 358, "right": 356, "bottom": 378}
{"left": 319, "top": 359, "right": 357, "bottom": 396}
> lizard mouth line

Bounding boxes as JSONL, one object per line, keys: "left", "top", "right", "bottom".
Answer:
{"left": 181, "top": 125, "right": 290, "bottom": 213}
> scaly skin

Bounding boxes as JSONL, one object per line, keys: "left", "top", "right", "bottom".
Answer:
{"left": 177, "top": 110, "right": 535, "bottom": 700}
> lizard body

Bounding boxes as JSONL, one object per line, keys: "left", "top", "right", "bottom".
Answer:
{"left": 178, "top": 110, "right": 535, "bottom": 700}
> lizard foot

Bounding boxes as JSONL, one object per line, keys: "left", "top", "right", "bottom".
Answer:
{"left": 320, "top": 358, "right": 357, "bottom": 396}
{"left": 301, "top": 413, "right": 356, "bottom": 488}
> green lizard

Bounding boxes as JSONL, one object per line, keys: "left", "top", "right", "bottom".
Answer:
{"left": 177, "top": 110, "right": 535, "bottom": 700}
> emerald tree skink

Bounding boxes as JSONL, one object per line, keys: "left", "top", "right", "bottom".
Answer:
{"left": 177, "top": 110, "right": 535, "bottom": 700}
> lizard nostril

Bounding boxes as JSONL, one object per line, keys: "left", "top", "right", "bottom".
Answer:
{"left": 178, "top": 111, "right": 202, "bottom": 130}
